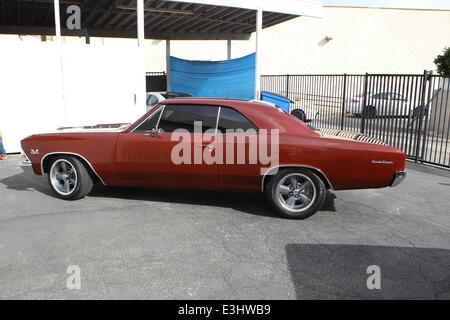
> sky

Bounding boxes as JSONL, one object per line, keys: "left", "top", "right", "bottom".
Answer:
{"left": 322, "top": 0, "right": 450, "bottom": 10}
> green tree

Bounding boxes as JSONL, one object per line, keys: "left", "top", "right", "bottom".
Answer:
{"left": 434, "top": 47, "right": 450, "bottom": 75}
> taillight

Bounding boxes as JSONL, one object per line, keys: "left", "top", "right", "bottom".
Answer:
{"left": 352, "top": 99, "right": 360, "bottom": 103}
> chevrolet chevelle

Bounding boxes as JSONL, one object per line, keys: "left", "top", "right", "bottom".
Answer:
{"left": 20, "top": 98, "right": 406, "bottom": 219}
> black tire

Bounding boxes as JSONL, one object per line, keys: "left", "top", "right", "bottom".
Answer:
{"left": 362, "top": 106, "right": 377, "bottom": 119}
{"left": 291, "top": 109, "right": 307, "bottom": 122}
{"left": 266, "top": 168, "right": 327, "bottom": 219}
{"left": 411, "top": 106, "right": 428, "bottom": 119}
{"left": 47, "top": 156, "right": 94, "bottom": 200}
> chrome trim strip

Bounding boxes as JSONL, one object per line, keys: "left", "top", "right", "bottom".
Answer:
{"left": 131, "top": 105, "right": 164, "bottom": 133}
{"left": 40, "top": 152, "right": 106, "bottom": 185}
{"left": 215, "top": 107, "right": 221, "bottom": 135}
{"left": 390, "top": 170, "right": 406, "bottom": 187}
{"left": 261, "top": 165, "right": 334, "bottom": 192}
{"left": 156, "top": 105, "right": 165, "bottom": 129}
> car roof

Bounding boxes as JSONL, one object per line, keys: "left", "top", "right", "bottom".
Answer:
{"left": 163, "top": 97, "right": 275, "bottom": 108}
{"left": 159, "top": 98, "right": 315, "bottom": 135}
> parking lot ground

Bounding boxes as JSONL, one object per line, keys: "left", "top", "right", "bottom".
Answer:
{"left": 0, "top": 155, "right": 449, "bottom": 299}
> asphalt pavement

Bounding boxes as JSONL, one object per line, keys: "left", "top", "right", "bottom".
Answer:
{"left": 0, "top": 155, "right": 449, "bottom": 299}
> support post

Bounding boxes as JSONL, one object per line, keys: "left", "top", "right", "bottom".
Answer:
{"left": 286, "top": 74, "right": 290, "bottom": 98}
{"left": 54, "top": 0, "right": 61, "bottom": 42}
{"left": 420, "top": 71, "right": 433, "bottom": 162}
{"left": 136, "top": 0, "right": 147, "bottom": 111}
{"left": 53, "top": 0, "right": 66, "bottom": 124}
{"left": 166, "top": 40, "right": 171, "bottom": 92}
{"left": 227, "top": 39, "right": 231, "bottom": 60}
{"left": 360, "top": 73, "right": 369, "bottom": 134}
{"left": 255, "top": 9, "right": 262, "bottom": 100}
{"left": 415, "top": 70, "right": 430, "bottom": 162}
{"left": 340, "top": 74, "right": 347, "bottom": 130}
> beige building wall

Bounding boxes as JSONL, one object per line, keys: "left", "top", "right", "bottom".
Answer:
{"left": 143, "top": 6, "right": 450, "bottom": 75}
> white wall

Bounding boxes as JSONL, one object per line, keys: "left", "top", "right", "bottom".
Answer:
{"left": 0, "top": 40, "right": 145, "bottom": 153}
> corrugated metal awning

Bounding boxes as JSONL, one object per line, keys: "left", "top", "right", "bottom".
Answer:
{"left": 168, "top": 0, "right": 323, "bottom": 17}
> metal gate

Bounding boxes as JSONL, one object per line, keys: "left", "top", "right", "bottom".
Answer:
{"left": 262, "top": 72, "right": 450, "bottom": 169}
{"left": 146, "top": 72, "right": 167, "bottom": 92}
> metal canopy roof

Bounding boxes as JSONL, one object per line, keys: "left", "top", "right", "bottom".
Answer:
{"left": 0, "top": 0, "right": 322, "bottom": 40}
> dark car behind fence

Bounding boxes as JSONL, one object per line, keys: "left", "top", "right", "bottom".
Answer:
{"left": 262, "top": 72, "right": 450, "bottom": 169}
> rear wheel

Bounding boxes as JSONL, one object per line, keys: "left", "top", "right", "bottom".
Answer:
{"left": 48, "top": 156, "right": 93, "bottom": 200}
{"left": 266, "top": 168, "right": 327, "bottom": 219}
{"left": 291, "top": 109, "right": 307, "bottom": 122}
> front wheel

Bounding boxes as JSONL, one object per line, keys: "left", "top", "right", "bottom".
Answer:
{"left": 266, "top": 168, "right": 327, "bottom": 219}
{"left": 48, "top": 156, "right": 94, "bottom": 200}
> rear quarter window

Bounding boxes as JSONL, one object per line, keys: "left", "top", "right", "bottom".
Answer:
{"left": 218, "top": 107, "right": 258, "bottom": 132}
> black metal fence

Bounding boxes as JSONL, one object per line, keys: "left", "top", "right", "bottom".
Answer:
{"left": 146, "top": 72, "right": 167, "bottom": 92}
{"left": 262, "top": 72, "right": 450, "bottom": 169}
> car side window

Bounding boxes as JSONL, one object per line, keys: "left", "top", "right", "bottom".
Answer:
{"left": 134, "top": 108, "right": 162, "bottom": 132}
{"left": 218, "top": 107, "right": 258, "bottom": 132}
{"left": 391, "top": 93, "right": 406, "bottom": 101}
{"left": 158, "top": 104, "right": 219, "bottom": 133}
{"left": 146, "top": 95, "right": 160, "bottom": 111}
{"left": 373, "top": 93, "right": 390, "bottom": 100}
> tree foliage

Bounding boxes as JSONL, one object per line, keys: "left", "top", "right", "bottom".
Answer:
{"left": 434, "top": 47, "right": 450, "bottom": 75}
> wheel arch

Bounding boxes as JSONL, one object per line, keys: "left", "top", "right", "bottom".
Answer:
{"left": 261, "top": 165, "right": 333, "bottom": 192}
{"left": 41, "top": 152, "right": 105, "bottom": 185}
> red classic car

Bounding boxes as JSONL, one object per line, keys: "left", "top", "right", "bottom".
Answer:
{"left": 20, "top": 98, "right": 406, "bottom": 219}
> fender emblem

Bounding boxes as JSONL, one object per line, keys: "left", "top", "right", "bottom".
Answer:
{"left": 372, "top": 160, "right": 393, "bottom": 165}
{"left": 31, "top": 149, "right": 40, "bottom": 155}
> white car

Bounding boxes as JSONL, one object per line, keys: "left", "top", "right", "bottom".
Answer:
{"left": 255, "top": 99, "right": 318, "bottom": 123}
{"left": 345, "top": 92, "right": 416, "bottom": 118}
{"left": 290, "top": 100, "right": 319, "bottom": 122}
{"left": 146, "top": 91, "right": 193, "bottom": 111}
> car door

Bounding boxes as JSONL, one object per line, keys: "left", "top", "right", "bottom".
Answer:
{"left": 116, "top": 104, "right": 220, "bottom": 188}
{"left": 371, "top": 93, "right": 391, "bottom": 116}
{"left": 215, "top": 107, "right": 262, "bottom": 191}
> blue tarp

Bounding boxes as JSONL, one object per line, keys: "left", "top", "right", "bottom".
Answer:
{"left": 169, "top": 53, "right": 255, "bottom": 100}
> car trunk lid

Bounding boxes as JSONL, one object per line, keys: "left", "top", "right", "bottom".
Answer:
{"left": 319, "top": 128, "right": 386, "bottom": 146}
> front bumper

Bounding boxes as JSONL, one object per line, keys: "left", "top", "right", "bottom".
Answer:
{"left": 391, "top": 171, "right": 406, "bottom": 187}
{"left": 19, "top": 160, "right": 34, "bottom": 176}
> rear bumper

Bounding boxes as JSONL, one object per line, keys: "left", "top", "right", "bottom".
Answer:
{"left": 20, "top": 160, "right": 34, "bottom": 176}
{"left": 390, "top": 171, "right": 406, "bottom": 187}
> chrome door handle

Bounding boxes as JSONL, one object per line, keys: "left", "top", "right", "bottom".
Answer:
{"left": 144, "top": 129, "right": 159, "bottom": 137}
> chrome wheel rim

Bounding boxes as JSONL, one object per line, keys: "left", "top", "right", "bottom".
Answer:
{"left": 276, "top": 173, "right": 316, "bottom": 213}
{"left": 50, "top": 160, "right": 77, "bottom": 196}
